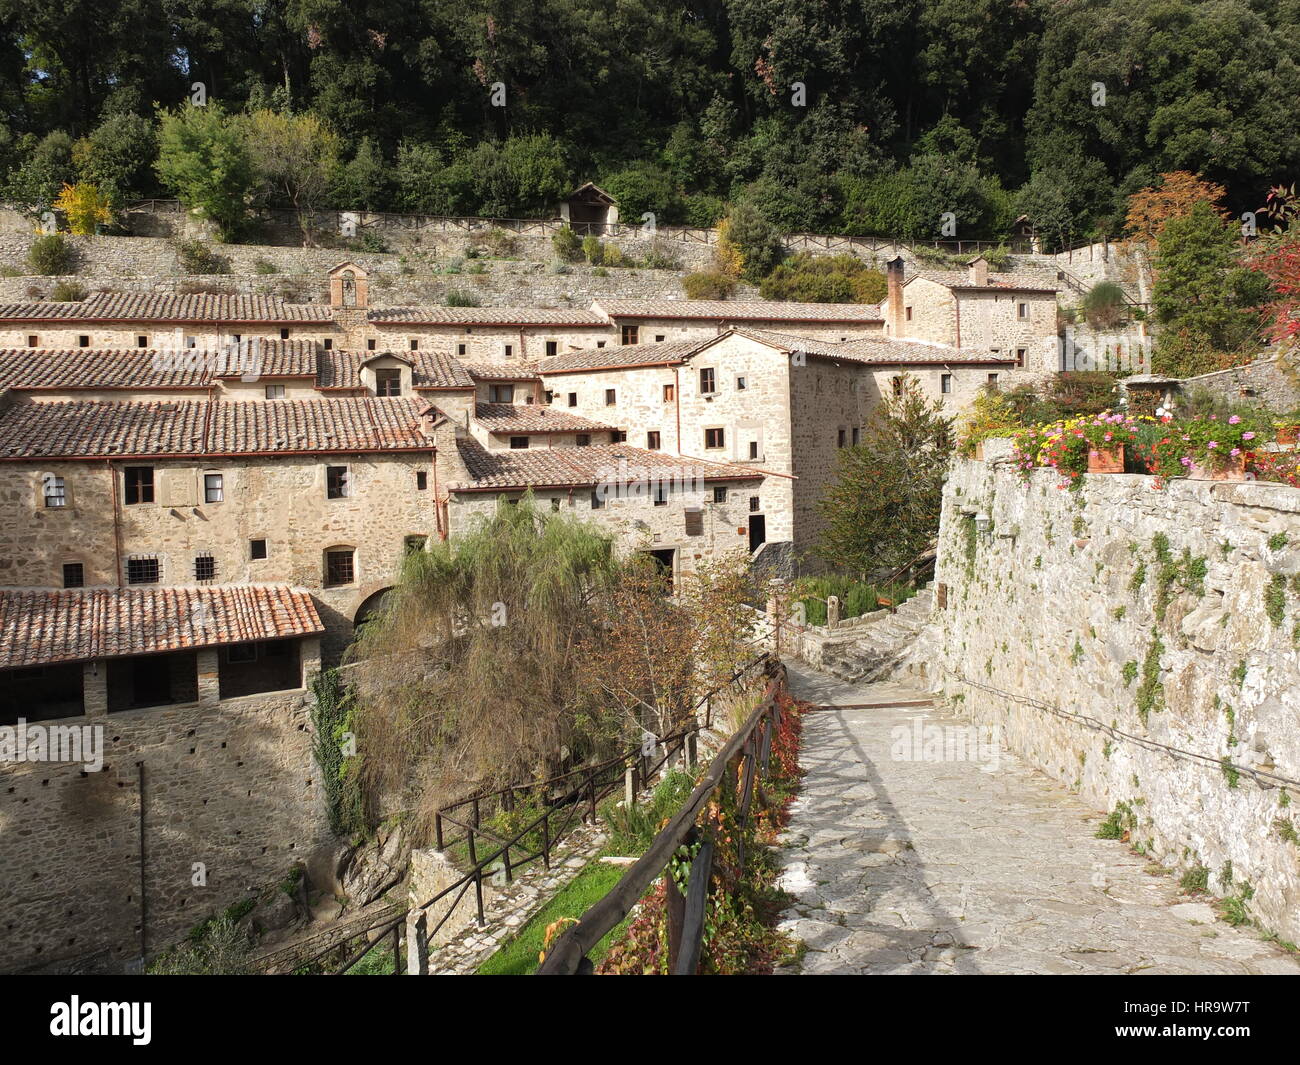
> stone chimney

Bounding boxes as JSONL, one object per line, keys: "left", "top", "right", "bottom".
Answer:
{"left": 885, "top": 256, "right": 905, "bottom": 337}
{"left": 967, "top": 256, "right": 988, "bottom": 286}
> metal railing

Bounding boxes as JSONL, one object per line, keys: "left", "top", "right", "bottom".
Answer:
{"left": 537, "top": 658, "right": 789, "bottom": 974}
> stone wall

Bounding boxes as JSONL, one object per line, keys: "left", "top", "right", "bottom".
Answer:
{"left": 931, "top": 455, "right": 1300, "bottom": 942}
{"left": 1179, "top": 357, "right": 1300, "bottom": 414}
{"left": 0, "top": 683, "right": 335, "bottom": 972}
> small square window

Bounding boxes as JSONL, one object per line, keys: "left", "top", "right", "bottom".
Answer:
{"left": 663, "top": 384, "right": 675, "bottom": 403}
{"left": 26, "top": 335, "right": 37, "bottom": 347}
{"left": 404, "top": 535, "right": 427, "bottom": 554}
{"left": 699, "top": 368, "right": 716, "bottom": 394}
{"left": 545, "top": 341, "right": 558, "bottom": 357}
{"left": 749, "top": 496, "right": 760, "bottom": 512}
{"left": 504, "top": 344, "right": 514, "bottom": 358}
{"left": 550, "top": 497, "right": 561, "bottom": 512}
{"left": 941, "top": 373, "right": 952, "bottom": 394}
{"left": 736, "top": 375, "right": 747, "bottom": 391}
{"left": 654, "top": 335, "right": 665, "bottom": 343}
{"left": 375, "top": 368, "right": 402, "bottom": 396}
{"left": 250, "top": 538, "right": 268, "bottom": 560}
{"left": 611, "top": 429, "right": 626, "bottom": 443}
{"left": 748, "top": 440, "right": 759, "bottom": 459}
{"left": 891, "top": 376, "right": 904, "bottom": 397}
{"left": 78, "top": 335, "right": 90, "bottom": 348}
{"left": 568, "top": 392, "right": 578, "bottom": 407}
{"left": 712, "top": 486, "right": 727, "bottom": 504}
{"left": 596, "top": 341, "right": 606, "bottom": 348}
{"left": 194, "top": 554, "right": 216, "bottom": 581}
{"left": 590, "top": 490, "right": 604, "bottom": 509}
{"left": 576, "top": 433, "right": 591, "bottom": 446}
{"left": 838, "top": 429, "right": 846, "bottom": 447}
{"left": 265, "top": 384, "right": 285, "bottom": 399}
{"left": 621, "top": 325, "right": 639, "bottom": 345}
{"left": 325, "top": 549, "right": 355, "bottom": 586}
{"left": 647, "top": 431, "right": 661, "bottom": 450}
{"left": 204, "top": 473, "right": 223, "bottom": 503}
{"left": 1016, "top": 348, "right": 1027, "bottom": 366}
{"left": 323, "top": 338, "right": 334, "bottom": 350}
{"left": 280, "top": 328, "right": 290, "bottom": 340}
{"left": 137, "top": 335, "right": 149, "bottom": 348}
{"left": 124, "top": 466, "right": 154, "bottom": 505}
{"left": 510, "top": 436, "right": 530, "bottom": 449}
{"left": 704, "top": 428, "right": 724, "bottom": 449}
{"left": 409, "top": 338, "right": 419, "bottom": 350}
{"left": 43, "top": 474, "right": 66, "bottom": 508}
{"left": 416, "top": 471, "right": 428, "bottom": 490}
{"left": 127, "top": 556, "right": 159, "bottom": 584}
{"left": 327, "top": 465, "right": 350, "bottom": 499}
{"left": 62, "top": 562, "right": 84, "bottom": 588}
{"left": 851, "top": 427, "right": 860, "bottom": 446}
{"left": 366, "top": 338, "right": 377, "bottom": 350}
{"left": 987, "top": 373, "right": 1000, "bottom": 389}
{"left": 457, "top": 343, "right": 467, "bottom": 356}
{"left": 1018, "top": 302, "right": 1029, "bottom": 319}
{"left": 489, "top": 384, "right": 515, "bottom": 403}
{"left": 605, "top": 388, "right": 616, "bottom": 406}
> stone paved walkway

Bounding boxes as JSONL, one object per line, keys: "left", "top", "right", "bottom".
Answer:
{"left": 775, "top": 663, "right": 1300, "bottom": 975}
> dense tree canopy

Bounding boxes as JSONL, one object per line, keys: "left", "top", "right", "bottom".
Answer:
{"left": 0, "top": 1, "right": 1296, "bottom": 240}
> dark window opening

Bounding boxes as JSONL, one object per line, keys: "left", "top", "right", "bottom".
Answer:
{"left": 250, "top": 538, "right": 268, "bottom": 560}
{"left": 325, "top": 549, "right": 355, "bottom": 586}
{"left": 327, "top": 465, "right": 350, "bottom": 499}
{"left": 62, "top": 562, "right": 84, "bottom": 588}
{"left": 124, "top": 466, "right": 154, "bottom": 505}
{"left": 127, "top": 556, "right": 159, "bottom": 584}
{"left": 194, "top": 554, "right": 216, "bottom": 581}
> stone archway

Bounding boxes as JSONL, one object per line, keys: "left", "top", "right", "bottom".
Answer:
{"left": 353, "top": 586, "right": 395, "bottom": 629}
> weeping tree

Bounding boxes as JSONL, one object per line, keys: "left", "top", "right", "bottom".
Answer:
{"left": 346, "top": 496, "right": 755, "bottom": 841}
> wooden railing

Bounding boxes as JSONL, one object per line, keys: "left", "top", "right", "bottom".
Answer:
{"left": 537, "top": 658, "right": 789, "bottom": 975}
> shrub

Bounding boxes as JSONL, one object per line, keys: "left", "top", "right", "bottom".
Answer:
{"left": 445, "top": 289, "right": 480, "bottom": 306}
{"left": 48, "top": 280, "right": 87, "bottom": 302}
{"left": 956, "top": 387, "right": 1023, "bottom": 457}
{"left": 683, "top": 271, "right": 736, "bottom": 299}
{"left": 252, "top": 257, "right": 278, "bottom": 275}
{"left": 481, "top": 227, "right": 518, "bottom": 257}
{"left": 718, "top": 203, "right": 785, "bottom": 281}
{"left": 53, "top": 181, "right": 113, "bottom": 235}
{"left": 26, "top": 233, "right": 73, "bottom": 275}
{"left": 640, "top": 241, "right": 681, "bottom": 270}
{"left": 602, "top": 244, "right": 625, "bottom": 268}
{"left": 581, "top": 234, "right": 604, "bottom": 265}
{"left": 551, "top": 225, "right": 581, "bottom": 262}
{"left": 1082, "top": 281, "right": 1128, "bottom": 329}
{"left": 352, "top": 229, "right": 389, "bottom": 254}
{"left": 759, "top": 252, "right": 886, "bottom": 304}
{"left": 177, "top": 239, "right": 230, "bottom": 275}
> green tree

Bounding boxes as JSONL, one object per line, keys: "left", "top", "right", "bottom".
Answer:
{"left": 719, "top": 202, "right": 785, "bottom": 282}
{"left": 72, "top": 111, "right": 156, "bottom": 201}
{"left": 817, "top": 376, "right": 954, "bottom": 575}
{"left": 1152, "top": 199, "right": 1259, "bottom": 375}
{"left": 155, "top": 104, "right": 255, "bottom": 241}
{"left": 244, "top": 109, "right": 342, "bottom": 243}
{"left": 759, "top": 253, "right": 886, "bottom": 303}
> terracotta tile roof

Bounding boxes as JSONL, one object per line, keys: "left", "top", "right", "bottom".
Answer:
{"left": 451, "top": 439, "right": 763, "bottom": 491}
{"left": 368, "top": 306, "right": 606, "bottom": 326}
{"left": 0, "top": 292, "right": 333, "bottom": 323}
{"left": 0, "top": 397, "right": 431, "bottom": 459}
{"left": 0, "top": 585, "right": 323, "bottom": 668}
{"left": 592, "top": 298, "right": 882, "bottom": 323}
{"left": 319, "top": 351, "right": 475, "bottom": 390}
{"left": 735, "top": 328, "right": 1016, "bottom": 365}
{"left": 474, "top": 403, "right": 615, "bottom": 433}
{"left": 907, "top": 270, "right": 1059, "bottom": 294}
{"left": 539, "top": 338, "right": 703, "bottom": 373}
{"left": 459, "top": 361, "right": 542, "bottom": 381}
{"left": 0, "top": 340, "right": 321, "bottom": 391}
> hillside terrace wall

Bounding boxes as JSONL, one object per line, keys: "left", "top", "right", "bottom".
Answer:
{"left": 931, "top": 455, "right": 1300, "bottom": 942}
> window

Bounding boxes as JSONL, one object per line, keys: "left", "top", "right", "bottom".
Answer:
{"left": 203, "top": 473, "right": 223, "bottom": 503}
{"left": 409, "top": 338, "right": 419, "bottom": 351}
{"left": 611, "top": 429, "right": 627, "bottom": 443}
{"left": 226, "top": 644, "right": 257, "bottom": 664}
{"left": 736, "top": 375, "right": 748, "bottom": 391}
{"left": 987, "top": 373, "right": 1000, "bottom": 389}
{"left": 567, "top": 392, "right": 577, "bottom": 407}
{"left": 891, "top": 376, "right": 904, "bottom": 397}
{"left": 509, "top": 436, "right": 530, "bottom": 449}
{"left": 62, "top": 562, "right": 84, "bottom": 588}
{"left": 375, "top": 368, "right": 402, "bottom": 396}
{"left": 323, "top": 338, "right": 333, "bottom": 350}
{"left": 1017, "top": 302, "right": 1029, "bottom": 319}
{"left": 621, "top": 325, "right": 639, "bottom": 345}
{"left": 124, "top": 467, "right": 154, "bottom": 505}
{"left": 712, "top": 486, "right": 727, "bottom": 503}
{"left": 699, "top": 368, "right": 716, "bottom": 394}
{"left": 405, "top": 535, "right": 427, "bottom": 554}
{"left": 941, "top": 373, "right": 952, "bottom": 394}
{"left": 653, "top": 483, "right": 668, "bottom": 506}
{"left": 185, "top": 336, "right": 197, "bottom": 349}
{"left": 748, "top": 441, "right": 759, "bottom": 459}
{"left": 78, "top": 335, "right": 90, "bottom": 348}
{"left": 489, "top": 384, "right": 515, "bottom": 403}
{"left": 457, "top": 342, "right": 467, "bottom": 356}
{"left": 279, "top": 328, "right": 290, "bottom": 340}
{"left": 655, "top": 334, "right": 665, "bottom": 343}
{"left": 249, "top": 539, "right": 268, "bottom": 560}
{"left": 905, "top": 306, "right": 913, "bottom": 321}
{"left": 590, "top": 490, "right": 604, "bottom": 509}
{"left": 685, "top": 508, "right": 704, "bottom": 536}
{"left": 838, "top": 429, "right": 847, "bottom": 448}
{"left": 605, "top": 388, "right": 617, "bottom": 406}
{"left": 749, "top": 496, "right": 760, "bottom": 512}
{"left": 546, "top": 340, "right": 558, "bottom": 357}
{"left": 26, "top": 335, "right": 37, "bottom": 347}
{"left": 43, "top": 474, "right": 66, "bottom": 508}
{"left": 127, "top": 556, "right": 160, "bottom": 584}
{"left": 852, "top": 427, "right": 860, "bottom": 446}
{"left": 576, "top": 433, "right": 591, "bottom": 446}
{"left": 502, "top": 344, "right": 514, "bottom": 359}
{"left": 194, "top": 554, "right": 216, "bottom": 581}
{"left": 646, "top": 431, "right": 661, "bottom": 450}
{"left": 596, "top": 341, "right": 606, "bottom": 348}
{"left": 663, "top": 383, "right": 675, "bottom": 403}
{"left": 326, "top": 465, "right": 350, "bottom": 499}
{"left": 325, "top": 549, "right": 355, "bottom": 586}
{"left": 1016, "top": 348, "right": 1026, "bottom": 366}
{"left": 137, "top": 335, "right": 149, "bottom": 348}
{"left": 416, "top": 471, "right": 428, "bottom": 491}
{"left": 265, "top": 384, "right": 285, "bottom": 400}
{"left": 704, "top": 428, "right": 725, "bottom": 449}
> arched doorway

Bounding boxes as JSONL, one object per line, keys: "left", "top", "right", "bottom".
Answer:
{"left": 353, "top": 587, "right": 394, "bottom": 631}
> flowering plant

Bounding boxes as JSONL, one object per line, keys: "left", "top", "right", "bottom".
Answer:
{"left": 1251, "top": 450, "right": 1300, "bottom": 487}
{"left": 1011, "top": 413, "right": 1137, "bottom": 488}
{"left": 1136, "top": 412, "right": 1266, "bottom": 481}
{"left": 956, "top": 389, "right": 1022, "bottom": 457}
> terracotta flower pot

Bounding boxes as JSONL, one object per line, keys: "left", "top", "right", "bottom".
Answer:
{"left": 1087, "top": 445, "right": 1124, "bottom": 473}
{"left": 1188, "top": 455, "right": 1247, "bottom": 481}
{"left": 1277, "top": 425, "right": 1300, "bottom": 446}
{"left": 974, "top": 441, "right": 985, "bottom": 460}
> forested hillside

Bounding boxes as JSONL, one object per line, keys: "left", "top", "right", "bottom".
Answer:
{"left": 1, "top": 0, "right": 1298, "bottom": 244}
